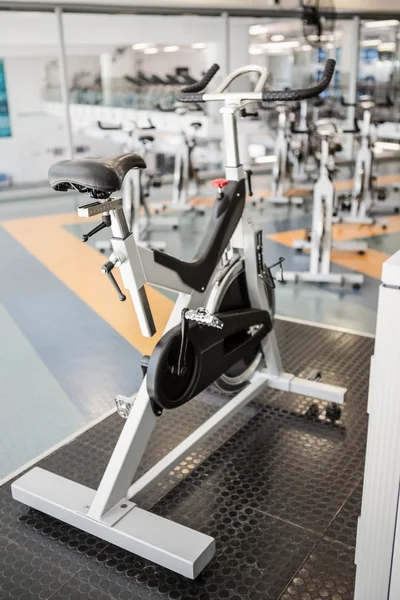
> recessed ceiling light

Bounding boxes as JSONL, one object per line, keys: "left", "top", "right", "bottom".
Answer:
{"left": 378, "top": 42, "right": 396, "bottom": 52}
{"left": 249, "top": 24, "right": 268, "bottom": 36}
{"left": 271, "top": 34, "right": 284, "bottom": 42}
{"left": 249, "top": 45, "right": 264, "bottom": 55}
{"left": 361, "top": 39, "right": 382, "bottom": 47}
{"left": 262, "top": 40, "right": 299, "bottom": 49}
{"left": 132, "top": 43, "right": 149, "bottom": 50}
{"left": 163, "top": 45, "right": 179, "bottom": 53}
{"left": 365, "top": 19, "right": 399, "bottom": 28}
{"left": 143, "top": 47, "right": 159, "bottom": 54}
{"left": 191, "top": 43, "right": 207, "bottom": 49}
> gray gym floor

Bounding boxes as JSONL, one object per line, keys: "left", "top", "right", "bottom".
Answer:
{"left": 0, "top": 319, "right": 370, "bottom": 600}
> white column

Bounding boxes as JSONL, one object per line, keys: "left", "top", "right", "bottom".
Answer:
{"left": 221, "top": 12, "right": 230, "bottom": 79}
{"left": 100, "top": 53, "right": 113, "bottom": 106}
{"left": 55, "top": 7, "right": 74, "bottom": 159}
{"left": 340, "top": 17, "right": 360, "bottom": 158}
{"left": 100, "top": 48, "right": 135, "bottom": 106}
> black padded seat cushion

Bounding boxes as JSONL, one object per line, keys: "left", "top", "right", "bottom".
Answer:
{"left": 48, "top": 153, "right": 146, "bottom": 195}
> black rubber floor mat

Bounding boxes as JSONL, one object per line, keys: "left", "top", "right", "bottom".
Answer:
{"left": 0, "top": 320, "right": 373, "bottom": 600}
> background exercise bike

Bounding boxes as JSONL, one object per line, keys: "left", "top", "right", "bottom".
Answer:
{"left": 95, "top": 118, "right": 174, "bottom": 251}
{"left": 12, "top": 59, "right": 345, "bottom": 580}
{"left": 283, "top": 119, "right": 366, "bottom": 288}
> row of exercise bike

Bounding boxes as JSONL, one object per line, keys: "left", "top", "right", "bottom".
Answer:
{"left": 252, "top": 90, "right": 399, "bottom": 288}
{"left": 9, "top": 59, "right": 390, "bottom": 578}
{"left": 89, "top": 83, "right": 399, "bottom": 291}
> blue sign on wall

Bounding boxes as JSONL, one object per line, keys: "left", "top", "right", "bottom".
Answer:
{"left": 0, "top": 59, "right": 12, "bottom": 138}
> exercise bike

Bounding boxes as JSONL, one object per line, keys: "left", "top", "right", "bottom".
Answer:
{"left": 155, "top": 103, "right": 205, "bottom": 216}
{"left": 290, "top": 100, "right": 317, "bottom": 182}
{"left": 12, "top": 60, "right": 345, "bottom": 579}
{"left": 95, "top": 119, "right": 175, "bottom": 251}
{"left": 260, "top": 102, "right": 306, "bottom": 205}
{"left": 284, "top": 119, "right": 366, "bottom": 288}
{"left": 338, "top": 95, "right": 396, "bottom": 228}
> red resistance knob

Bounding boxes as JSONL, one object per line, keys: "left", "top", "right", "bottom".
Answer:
{"left": 211, "top": 178, "right": 229, "bottom": 190}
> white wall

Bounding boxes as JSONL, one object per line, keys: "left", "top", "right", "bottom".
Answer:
{"left": 0, "top": 56, "right": 109, "bottom": 183}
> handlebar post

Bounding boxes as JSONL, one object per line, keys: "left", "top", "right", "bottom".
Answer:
{"left": 221, "top": 104, "right": 243, "bottom": 180}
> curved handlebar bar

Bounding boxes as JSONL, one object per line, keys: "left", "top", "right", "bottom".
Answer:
{"left": 180, "top": 64, "right": 220, "bottom": 94}
{"left": 262, "top": 60, "right": 335, "bottom": 102}
{"left": 97, "top": 121, "right": 122, "bottom": 131}
{"left": 215, "top": 65, "right": 269, "bottom": 94}
{"left": 97, "top": 118, "right": 155, "bottom": 132}
{"left": 177, "top": 59, "right": 335, "bottom": 104}
{"left": 342, "top": 117, "right": 361, "bottom": 134}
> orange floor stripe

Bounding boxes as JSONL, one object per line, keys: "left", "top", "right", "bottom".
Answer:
{"left": 255, "top": 173, "right": 400, "bottom": 199}
{"left": 268, "top": 224, "right": 393, "bottom": 280}
{"left": 2, "top": 212, "right": 174, "bottom": 355}
{"left": 330, "top": 247, "right": 389, "bottom": 280}
{"left": 269, "top": 215, "right": 400, "bottom": 246}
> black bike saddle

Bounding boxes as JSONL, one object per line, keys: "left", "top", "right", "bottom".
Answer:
{"left": 48, "top": 153, "right": 146, "bottom": 196}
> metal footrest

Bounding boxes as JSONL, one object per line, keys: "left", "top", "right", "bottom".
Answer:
{"left": 333, "top": 214, "right": 386, "bottom": 227}
{"left": 332, "top": 240, "right": 368, "bottom": 252}
{"left": 283, "top": 271, "right": 364, "bottom": 286}
{"left": 265, "top": 195, "right": 304, "bottom": 205}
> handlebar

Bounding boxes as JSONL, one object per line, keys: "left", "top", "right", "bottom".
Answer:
{"left": 97, "top": 121, "right": 121, "bottom": 131}
{"left": 342, "top": 117, "right": 361, "bottom": 134}
{"left": 341, "top": 96, "right": 356, "bottom": 108}
{"left": 180, "top": 64, "right": 220, "bottom": 94}
{"left": 177, "top": 59, "right": 336, "bottom": 104}
{"left": 263, "top": 60, "right": 335, "bottom": 102}
{"left": 97, "top": 118, "right": 155, "bottom": 132}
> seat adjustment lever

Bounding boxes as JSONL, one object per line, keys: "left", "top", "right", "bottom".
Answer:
{"left": 101, "top": 261, "right": 126, "bottom": 302}
{"left": 82, "top": 215, "right": 111, "bottom": 242}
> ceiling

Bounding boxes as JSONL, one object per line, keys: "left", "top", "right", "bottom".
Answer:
{"left": 1, "top": 0, "right": 400, "bottom": 17}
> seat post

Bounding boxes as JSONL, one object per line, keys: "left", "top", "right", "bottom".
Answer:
{"left": 109, "top": 204, "right": 130, "bottom": 240}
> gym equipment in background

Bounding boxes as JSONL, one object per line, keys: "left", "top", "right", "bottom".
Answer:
{"left": 300, "top": 0, "right": 336, "bottom": 49}
{"left": 290, "top": 100, "right": 316, "bottom": 182}
{"left": 155, "top": 103, "right": 205, "bottom": 216}
{"left": 94, "top": 119, "right": 175, "bottom": 251}
{"left": 283, "top": 119, "right": 366, "bottom": 288}
{"left": 338, "top": 95, "right": 397, "bottom": 227}
{"left": 260, "top": 102, "right": 306, "bottom": 205}
{"left": 12, "top": 60, "right": 345, "bottom": 580}
{"left": 353, "top": 249, "right": 400, "bottom": 600}
{"left": 172, "top": 115, "right": 203, "bottom": 208}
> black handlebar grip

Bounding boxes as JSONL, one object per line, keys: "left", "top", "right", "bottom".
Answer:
{"left": 179, "top": 63, "right": 220, "bottom": 94}
{"left": 97, "top": 121, "right": 121, "bottom": 131}
{"left": 176, "top": 92, "right": 205, "bottom": 103}
{"left": 341, "top": 96, "right": 357, "bottom": 108}
{"left": 262, "top": 59, "right": 336, "bottom": 103}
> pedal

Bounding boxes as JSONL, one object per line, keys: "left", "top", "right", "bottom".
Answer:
{"left": 185, "top": 308, "right": 223, "bottom": 329}
{"left": 115, "top": 395, "right": 135, "bottom": 419}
